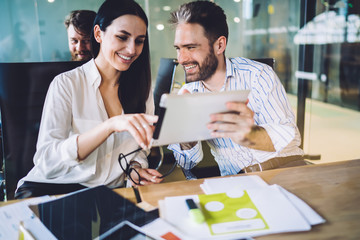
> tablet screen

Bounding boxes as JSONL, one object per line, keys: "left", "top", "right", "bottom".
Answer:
{"left": 97, "top": 220, "right": 160, "bottom": 240}
{"left": 31, "top": 186, "right": 158, "bottom": 240}
{"left": 152, "top": 90, "right": 250, "bottom": 146}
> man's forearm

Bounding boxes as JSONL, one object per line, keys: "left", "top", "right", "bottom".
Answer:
{"left": 243, "top": 126, "right": 275, "bottom": 152}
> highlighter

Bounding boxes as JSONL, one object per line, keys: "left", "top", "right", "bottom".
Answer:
{"left": 185, "top": 198, "right": 205, "bottom": 224}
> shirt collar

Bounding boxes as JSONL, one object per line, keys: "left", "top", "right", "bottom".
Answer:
{"left": 83, "top": 59, "right": 102, "bottom": 88}
{"left": 218, "top": 58, "right": 233, "bottom": 92}
{"left": 225, "top": 58, "right": 235, "bottom": 79}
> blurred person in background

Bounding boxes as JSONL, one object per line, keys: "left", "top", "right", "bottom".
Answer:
{"left": 64, "top": 10, "right": 96, "bottom": 61}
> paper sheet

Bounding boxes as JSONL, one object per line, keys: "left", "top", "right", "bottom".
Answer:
{"left": 200, "top": 175, "right": 269, "bottom": 194}
{"left": 275, "top": 185, "right": 326, "bottom": 225}
{"left": 0, "top": 196, "right": 57, "bottom": 240}
{"left": 162, "top": 186, "right": 311, "bottom": 239}
{"left": 200, "top": 175, "right": 325, "bottom": 227}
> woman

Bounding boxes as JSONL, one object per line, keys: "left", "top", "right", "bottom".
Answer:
{"left": 15, "top": 0, "right": 163, "bottom": 199}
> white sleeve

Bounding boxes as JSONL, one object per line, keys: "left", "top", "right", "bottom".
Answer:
{"left": 32, "top": 75, "right": 83, "bottom": 178}
{"left": 248, "top": 65, "right": 298, "bottom": 152}
{"left": 132, "top": 88, "right": 156, "bottom": 168}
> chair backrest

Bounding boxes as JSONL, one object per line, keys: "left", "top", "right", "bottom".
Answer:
{"left": 148, "top": 58, "right": 179, "bottom": 170}
{"left": 252, "top": 58, "right": 275, "bottom": 69}
{"left": 153, "top": 58, "right": 178, "bottom": 116}
{"left": 0, "top": 61, "right": 82, "bottom": 200}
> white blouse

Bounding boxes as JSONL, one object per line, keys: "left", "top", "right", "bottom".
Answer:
{"left": 17, "top": 59, "right": 154, "bottom": 188}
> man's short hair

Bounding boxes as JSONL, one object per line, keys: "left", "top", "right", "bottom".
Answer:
{"left": 64, "top": 10, "right": 96, "bottom": 36}
{"left": 169, "top": 1, "right": 228, "bottom": 44}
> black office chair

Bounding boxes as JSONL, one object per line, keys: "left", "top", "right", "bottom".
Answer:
{"left": 252, "top": 58, "right": 275, "bottom": 69}
{"left": 153, "top": 58, "right": 179, "bottom": 116}
{"left": 182, "top": 58, "right": 276, "bottom": 179}
{"left": 0, "top": 61, "right": 82, "bottom": 200}
{"left": 147, "top": 58, "right": 179, "bottom": 170}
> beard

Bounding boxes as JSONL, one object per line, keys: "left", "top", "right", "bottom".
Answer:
{"left": 184, "top": 49, "right": 218, "bottom": 83}
{"left": 71, "top": 51, "right": 92, "bottom": 61}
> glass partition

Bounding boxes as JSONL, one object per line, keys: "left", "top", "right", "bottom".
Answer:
{"left": 0, "top": 0, "right": 359, "bottom": 166}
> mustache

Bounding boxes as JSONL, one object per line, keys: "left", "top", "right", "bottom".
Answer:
{"left": 182, "top": 61, "right": 198, "bottom": 66}
{"left": 75, "top": 51, "right": 91, "bottom": 55}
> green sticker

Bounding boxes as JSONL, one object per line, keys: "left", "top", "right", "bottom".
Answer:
{"left": 198, "top": 190, "right": 269, "bottom": 235}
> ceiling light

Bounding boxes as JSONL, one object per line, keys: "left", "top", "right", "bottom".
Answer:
{"left": 156, "top": 24, "right": 165, "bottom": 31}
{"left": 163, "top": 6, "right": 171, "bottom": 11}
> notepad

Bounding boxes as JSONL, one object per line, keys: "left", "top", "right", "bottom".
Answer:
{"left": 151, "top": 90, "right": 250, "bottom": 147}
{"left": 162, "top": 186, "right": 311, "bottom": 239}
{"left": 160, "top": 175, "right": 325, "bottom": 239}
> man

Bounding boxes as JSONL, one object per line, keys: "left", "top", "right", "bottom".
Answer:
{"left": 64, "top": 10, "right": 96, "bottom": 61}
{"left": 167, "top": 1, "right": 304, "bottom": 177}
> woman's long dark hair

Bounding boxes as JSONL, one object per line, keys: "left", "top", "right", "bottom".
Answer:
{"left": 91, "top": 0, "right": 151, "bottom": 114}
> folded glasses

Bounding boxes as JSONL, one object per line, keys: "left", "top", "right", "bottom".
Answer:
{"left": 118, "top": 147, "right": 177, "bottom": 186}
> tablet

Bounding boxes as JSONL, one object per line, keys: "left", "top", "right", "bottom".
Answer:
{"left": 30, "top": 186, "right": 159, "bottom": 240}
{"left": 151, "top": 90, "right": 250, "bottom": 146}
{"left": 95, "top": 220, "right": 162, "bottom": 240}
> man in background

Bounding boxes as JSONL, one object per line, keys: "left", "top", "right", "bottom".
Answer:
{"left": 168, "top": 1, "right": 305, "bottom": 178}
{"left": 64, "top": 10, "right": 96, "bottom": 61}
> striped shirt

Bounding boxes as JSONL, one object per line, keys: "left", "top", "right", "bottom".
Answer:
{"left": 168, "top": 57, "right": 304, "bottom": 176}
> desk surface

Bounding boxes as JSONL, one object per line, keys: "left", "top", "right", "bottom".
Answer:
{"left": 1, "top": 160, "right": 359, "bottom": 239}
{"left": 137, "top": 159, "right": 360, "bottom": 240}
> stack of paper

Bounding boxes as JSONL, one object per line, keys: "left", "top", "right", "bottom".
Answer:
{"left": 160, "top": 175, "right": 325, "bottom": 240}
{"left": 200, "top": 175, "right": 268, "bottom": 194}
{"left": 0, "top": 196, "right": 57, "bottom": 240}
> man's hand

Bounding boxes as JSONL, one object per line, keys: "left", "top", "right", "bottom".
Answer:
{"left": 207, "top": 101, "right": 254, "bottom": 143}
{"left": 207, "top": 101, "right": 275, "bottom": 152}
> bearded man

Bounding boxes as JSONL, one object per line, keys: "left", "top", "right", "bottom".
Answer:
{"left": 64, "top": 10, "right": 96, "bottom": 61}
{"left": 168, "top": 1, "right": 305, "bottom": 178}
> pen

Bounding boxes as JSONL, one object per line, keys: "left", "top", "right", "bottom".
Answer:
{"left": 185, "top": 198, "right": 205, "bottom": 224}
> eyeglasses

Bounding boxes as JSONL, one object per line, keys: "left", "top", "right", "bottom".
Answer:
{"left": 118, "top": 147, "right": 177, "bottom": 186}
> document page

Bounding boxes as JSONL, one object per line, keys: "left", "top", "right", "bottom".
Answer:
{"left": 162, "top": 186, "right": 311, "bottom": 239}
{"left": 0, "top": 196, "right": 56, "bottom": 240}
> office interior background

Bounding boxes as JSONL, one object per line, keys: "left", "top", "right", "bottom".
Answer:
{"left": 0, "top": 0, "right": 359, "bottom": 166}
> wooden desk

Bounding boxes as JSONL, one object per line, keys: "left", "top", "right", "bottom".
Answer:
{"left": 138, "top": 159, "right": 360, "bottom": 240}
{"left": 113, "top": 187, "right": 137, "bottom": 204}
{"left": 0, "top": 187, "right": 137, "bottom": 207}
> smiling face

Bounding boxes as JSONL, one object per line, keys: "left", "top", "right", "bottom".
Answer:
{"left": 67, "top": 24, "right": 92, "bottom": 61}
{"left": 174, "top": 23, "right": 218, "bottom": 83}
{"left": 94, "top": 14, "right": 147, "bottom": 72}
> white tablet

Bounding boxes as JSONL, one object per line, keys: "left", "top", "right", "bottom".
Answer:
{"left": 151, "top": 90, "right": 250, "bottom": 146}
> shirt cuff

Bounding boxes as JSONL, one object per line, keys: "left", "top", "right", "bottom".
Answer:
{"left": 168, "top": 142, "right": 203, "bottom": 169}
{"left": 132, "top": 150, "right": 149, "bottom": 169}
{"left": 260, "top": 123, "right": 295, "bottom": 152}
{"left": 61, "top": 134, "right": 81, "bottom": 167}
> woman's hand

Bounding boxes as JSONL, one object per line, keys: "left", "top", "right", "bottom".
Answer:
{"left": 129, "top": 167, "right": 163, "bottom": 187}
{"left": 109, "top": 114, "right": 158, "bottom": 149}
